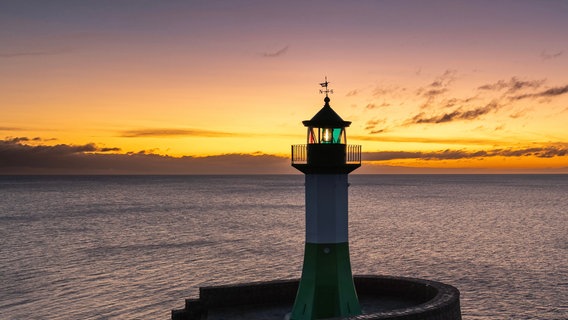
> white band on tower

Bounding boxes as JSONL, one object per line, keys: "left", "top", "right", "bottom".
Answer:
{"left": 305, "top": 174, "right": 349, "bottom": 244}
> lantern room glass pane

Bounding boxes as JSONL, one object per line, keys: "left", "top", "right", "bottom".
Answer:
{"left": 332, "top": 128, "right": 341, "bottom": 143}
{"left": 321, "top": 128, "right": 333, "bottom": 143}
{"left": 318, "top": 127, "right": 344, "bottom": 144}
{"left": 308, "top": 128, "right": 316, "bottom": 144}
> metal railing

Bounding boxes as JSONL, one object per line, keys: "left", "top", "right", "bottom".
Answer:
{"left": 291, "top": 144, "right": 361, "bottom": 165}
{"left": 346, "top": 144, "right": 362, "bottom": 164}
{"left": 291, "top": 144, "right": 308, "bottom": 164}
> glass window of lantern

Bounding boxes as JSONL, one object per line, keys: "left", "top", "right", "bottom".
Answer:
{"left": 319, "top": 128, "right": 344, "bottom": 144}
{"left": 307, "top": 127, "right": 317, "bottom": 144}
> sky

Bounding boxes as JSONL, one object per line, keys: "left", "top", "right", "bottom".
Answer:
{"left": 1, "top": 0, "right": 567, "bottom": 174}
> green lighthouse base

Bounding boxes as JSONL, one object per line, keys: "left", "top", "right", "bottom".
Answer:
{"left": 290, "top": 242, "right": 361, "bottom": 319}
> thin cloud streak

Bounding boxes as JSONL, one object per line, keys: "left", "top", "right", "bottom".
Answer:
{"left": 350, "top": 134, "right": 505, "bottom": 145}
{"left": 262, "top": 45, "right": 289, "bottom": 58}
{"left": 540, "top": 50, "right": 563, "bottom": 60}
{"left": 0, "top": 49, "right": 70, "bottom": 58}
{"left": 5, "top": 137, "right": 38, "bottom": 143}
{"left": 511, "top": 85, "right": 568, "bottom": 100}
{"left": 478, "top": 77, "right": 545, "bottom": 93}
{"left": 364, "top": 118, "right": 388, "bottom": 134}
{"left": 407, "top": 102, "right": 500, "bottom": 124}
{"left": 120, "top": 128, "right": 244, "bottom": 138}
{"left": 477, "top": 77, "right": 568, "bottom": 100}
{"left": 364, "top": 118, "right": 386, "bottom": 129}
{"left": 345, "top": 89, "right": 360, "bottom": 97}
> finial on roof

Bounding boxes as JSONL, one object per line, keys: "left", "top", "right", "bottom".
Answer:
{"left": 319, "top": 76, "right": 334, "bottom": 98}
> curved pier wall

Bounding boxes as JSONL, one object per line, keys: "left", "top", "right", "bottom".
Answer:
{"left": 171, "top": 275, "right": 461, "bottom": 320}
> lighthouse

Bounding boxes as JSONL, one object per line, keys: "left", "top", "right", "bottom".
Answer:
{"left": 172, "top": 79, "right": 462, "bottom": 320}
{"left": 290, "top": 79, "right": 362, "bottom": 319}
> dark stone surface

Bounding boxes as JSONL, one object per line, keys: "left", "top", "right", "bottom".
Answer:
{"left": 171, "top": 275, "right": 461, "bottom": 320}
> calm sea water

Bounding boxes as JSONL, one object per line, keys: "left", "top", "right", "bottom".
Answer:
{"left": 0, "top": 175, "right": 566, "bottom": 319}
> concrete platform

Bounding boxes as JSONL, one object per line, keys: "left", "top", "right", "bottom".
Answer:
{"left": 172, "top": 275, "right": 462, "bottom": 320}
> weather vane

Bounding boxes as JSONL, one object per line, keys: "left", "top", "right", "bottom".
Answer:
{"left": 319, "top": 76, "right": 334, "bottom": 97}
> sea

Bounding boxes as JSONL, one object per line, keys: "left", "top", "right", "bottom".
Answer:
{"left": 0, "top": 175, "right": 566, "bottom": 320}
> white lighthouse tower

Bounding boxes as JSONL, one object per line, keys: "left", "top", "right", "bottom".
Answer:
{"left": 290, "top": 79, "right": 362, "bottom": 319}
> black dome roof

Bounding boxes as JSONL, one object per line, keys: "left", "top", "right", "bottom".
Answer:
{"left": 302, "top": 97, "right": 351, "bottom": 127}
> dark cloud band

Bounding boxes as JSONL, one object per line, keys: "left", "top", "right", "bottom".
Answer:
{"left": 0, "top": 138, "right": 291, "bottom": 174}
{"left": 363, "top": 146, "right": 568, "bottom": 161}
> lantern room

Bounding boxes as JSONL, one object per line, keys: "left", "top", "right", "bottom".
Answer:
{"left": 291, "top": 95, "right": 361, "bottom": 175}
{"left": 303, "top": 96, "right": 350, "bottom": 145}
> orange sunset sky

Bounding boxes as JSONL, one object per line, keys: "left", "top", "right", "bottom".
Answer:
{"left": 1, "top": 0, "right": 567, "bottom": 174}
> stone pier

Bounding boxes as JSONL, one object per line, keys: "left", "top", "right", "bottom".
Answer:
{"left": 172, "top": 275, "right": 461, "bottom": 320}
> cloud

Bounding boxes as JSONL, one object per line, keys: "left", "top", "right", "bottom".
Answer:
{"left": 364, "top": 118, "right": 388, "bottom": 133}
{"left": 412, "top": 69, "right": 458, "bottom": 109}
{"left": 120, "top": 128, "right": 242, "bottom": 138}
{"left": 4, "top": 136, "right": 48, "bottom": 143}
{"left": 363, "top": 145, "right": 568, "bottom": 161}
{"left": 509, "top": 108, "right": 531, "bottom": 119}
{"left": 420, "top": 88, "right": 448, "bottom": 100}
{"left": 5, "top": 137, "right": 31, "bottom": 143}
{"left": 440, "top": 97, "right": 476, "bottom": 109}
{"left": 407, "top": 101, "right": 500, "bottom": 124}
{"left": 511, "top": 84, "right": 568, "bottom": 100}
{"left": 418, "top": 70, "right": 456, "bottom": 95}
{"left": 540, "top": 50, "right": 563, "bottom": 60}
{"left": 363, "top": 74, "right": 565, "bottom": 132}
{"left": 262, "top": 45, "right": 289, "bottom": 58}
{"left": 1, "top": 139, "right": 107, "bottom": 171}
{"left": 429, "top": 70, "right": 456, "bottom": 88}
{"left": 0, "top": 138, "right": 292, "bottom": 174}
{"left": 1, "top": 138, "right": 100, "bottom": 154}
{"left": 0, "top": 49, "right": 70, "bottom": 58}
{"left": 350, "top": 134, "right": 503, "bottom": 146}
{"left": 478, "top": 77, "right": 545, "bottom": 93}
{"left": 365, "top": 102, "right": 390, "bottom": 110}
{"left": 346, "top": 89, "right": 360, "bottom": 97}
{"left": 372, "top": 85, "right": 407, "bottom": 98}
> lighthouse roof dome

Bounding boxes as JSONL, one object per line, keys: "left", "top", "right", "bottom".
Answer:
{"left": 302, "top": 97, "right": 351, "bottom": 128}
